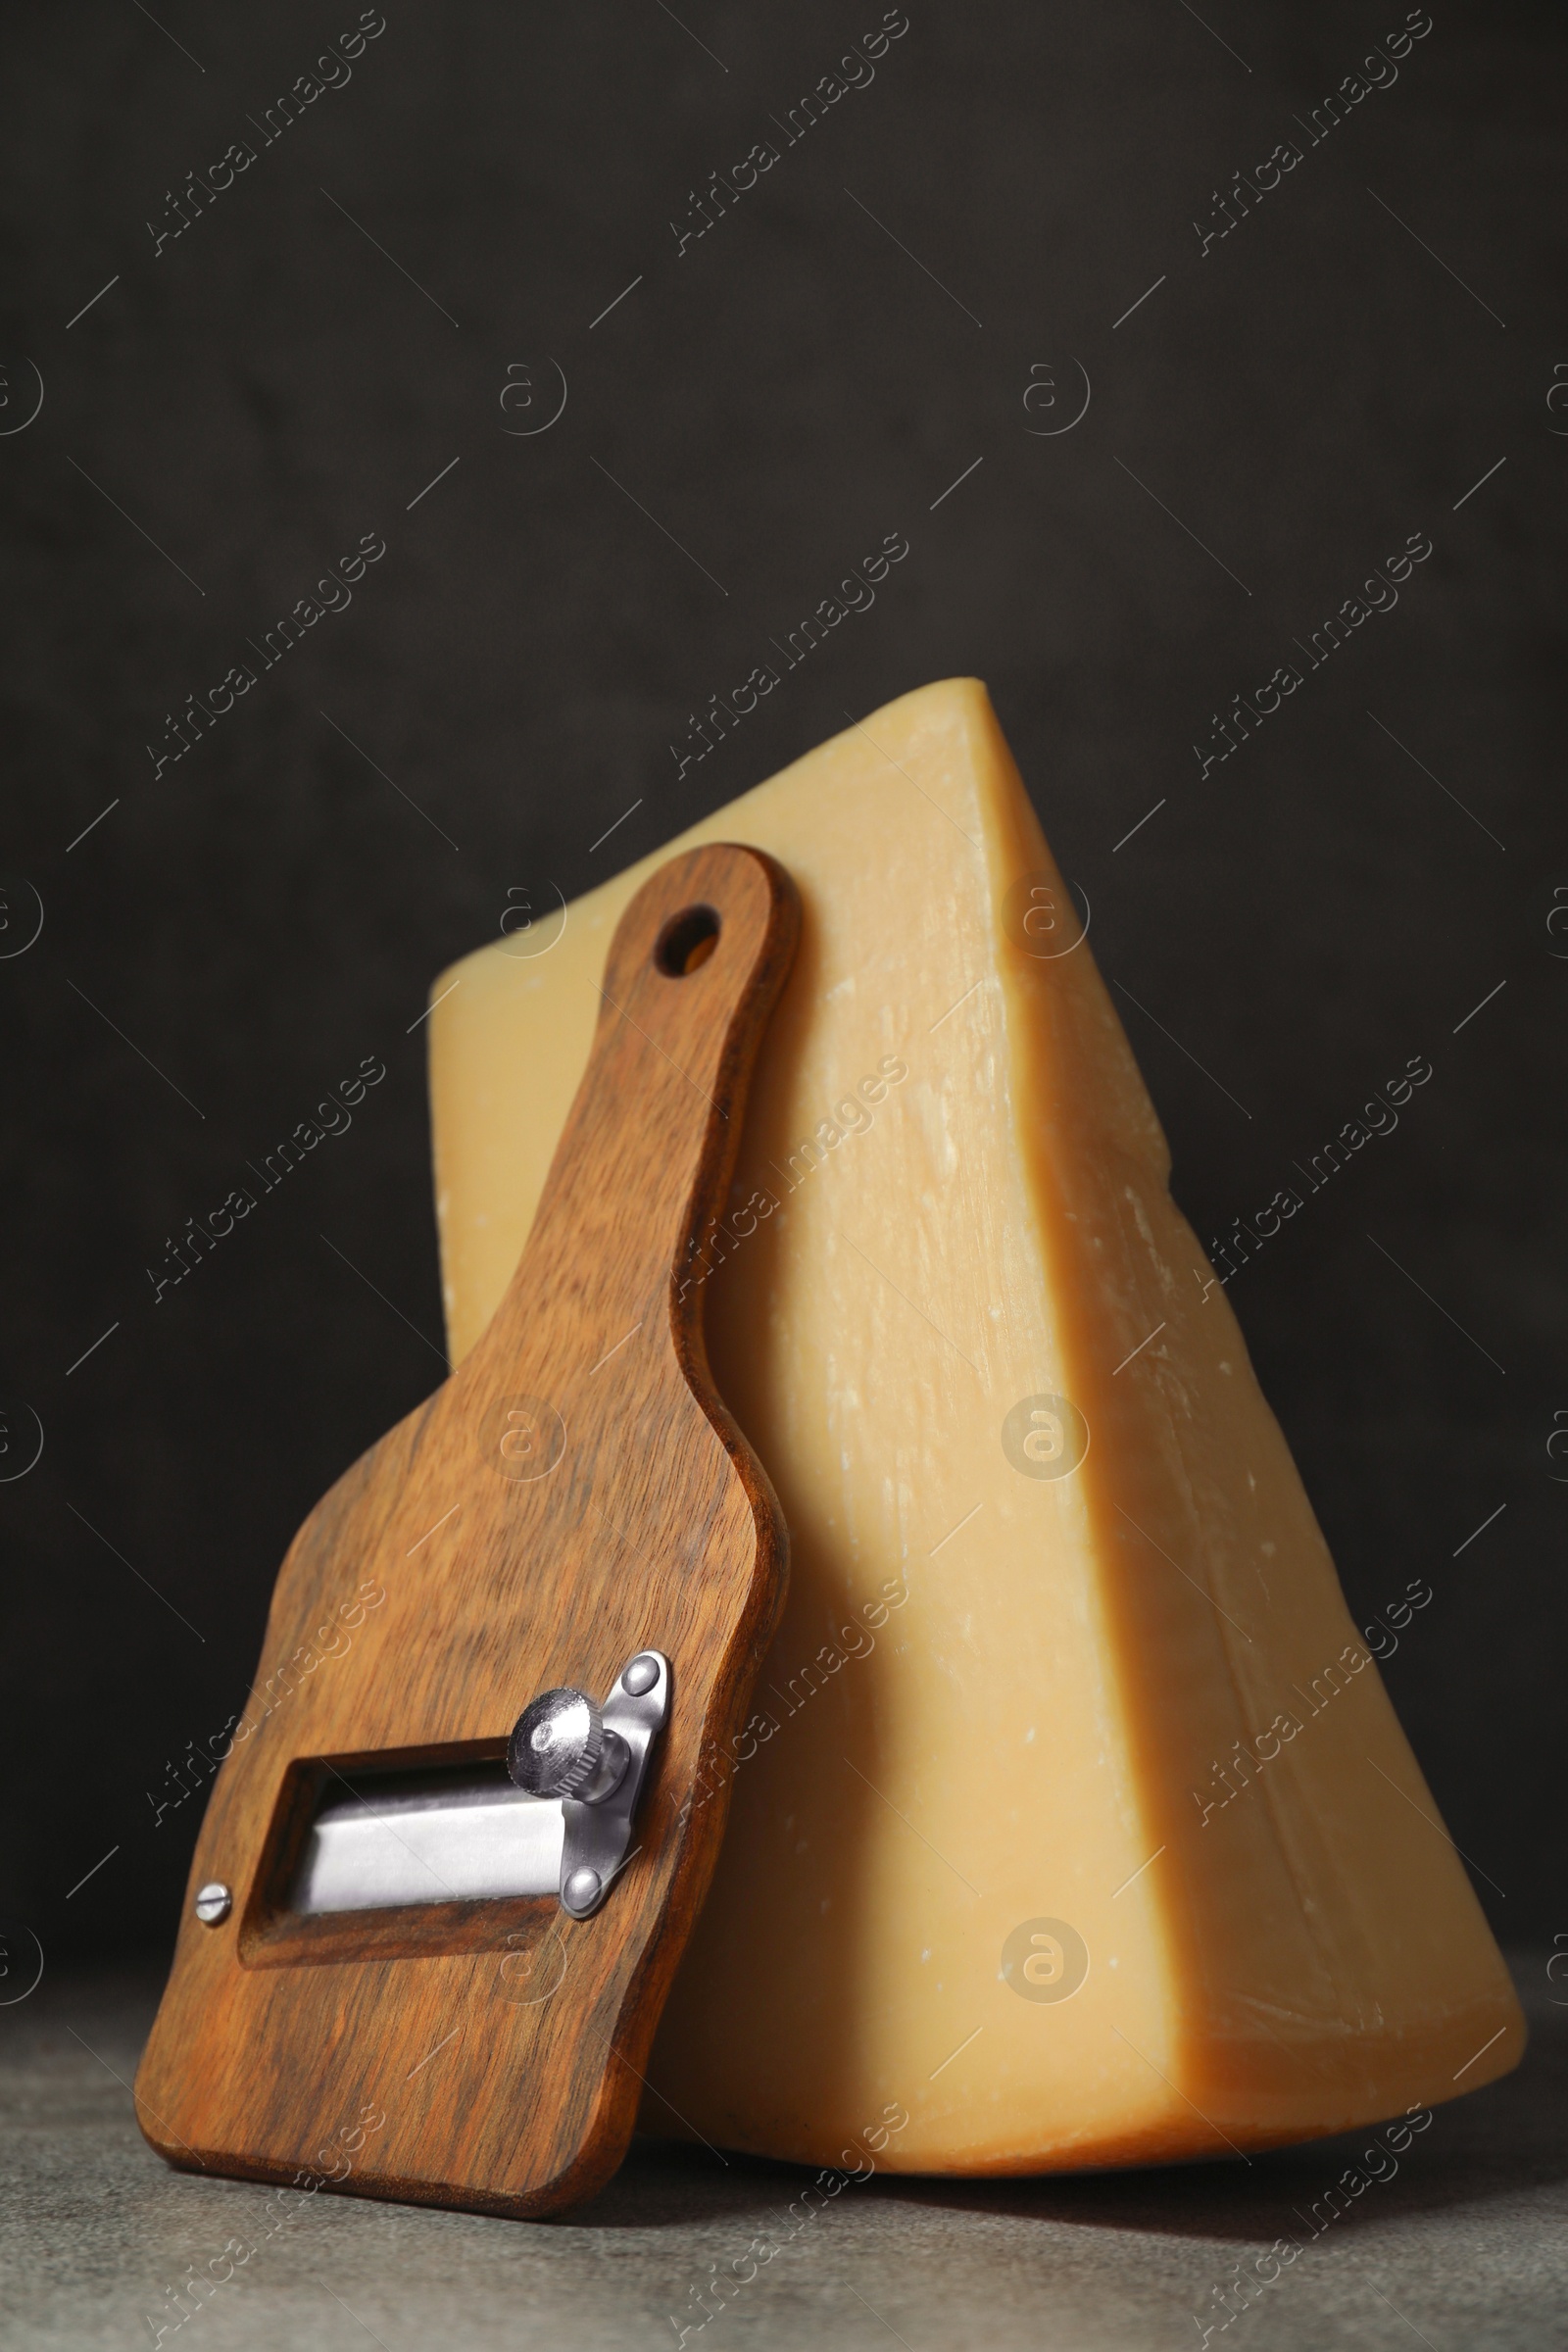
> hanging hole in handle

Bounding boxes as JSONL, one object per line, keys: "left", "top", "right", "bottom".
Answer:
{"left": 655, "top": 906, "right": 720, "bottom": 976}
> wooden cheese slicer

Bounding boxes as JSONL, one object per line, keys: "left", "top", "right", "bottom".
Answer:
{"left": 135, "top": 843, "right": 800, "bottom": 2219}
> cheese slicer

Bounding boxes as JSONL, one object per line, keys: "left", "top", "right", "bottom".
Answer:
{"left": 134, "top": 841, "right": 800, "bottom": 2219}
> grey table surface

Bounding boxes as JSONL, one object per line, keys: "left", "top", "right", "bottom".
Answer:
{"left": 3, "top": 1953, "right": 1563, "bottom": 2352}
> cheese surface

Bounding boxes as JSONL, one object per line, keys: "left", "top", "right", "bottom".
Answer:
{"left": 427, "top": 679, "right": 1520, "bottom": 2171}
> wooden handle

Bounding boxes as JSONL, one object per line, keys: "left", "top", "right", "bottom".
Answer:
{"left": 482, "top": 841, "right": 801, "bottom": 1528}
{"left": 134, "top": 844, "right": 800, "bottom": 2219}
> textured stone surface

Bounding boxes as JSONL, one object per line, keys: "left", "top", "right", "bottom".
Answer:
{"left": 4, "top": 1955, "right": 1563, "bottom": 2349}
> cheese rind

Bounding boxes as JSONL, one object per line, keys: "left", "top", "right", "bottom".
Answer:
{"left": 428, "top": 679, "right": 1521, "bottom": 2170}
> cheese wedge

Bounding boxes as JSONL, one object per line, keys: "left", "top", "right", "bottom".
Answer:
{"left": 427, "top": 679, "right": 1520, "bottom": 2172}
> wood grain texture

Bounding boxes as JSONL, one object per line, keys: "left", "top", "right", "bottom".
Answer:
{"left": 134, "top": 843, "right": 801, "bottom": 2219}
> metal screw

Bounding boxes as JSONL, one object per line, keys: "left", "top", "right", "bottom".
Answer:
{"left": 508, "top": 1688, "right": 628, "bottom": 1804}
{"left": 564, "top": 1867, "right": 601, "bottom": 1912}
{"left": 621, "top": 1654, "right": 660, "bottom": 1696}
{"left": 194, "top": 1882, "right": 231, "bottom": 1926}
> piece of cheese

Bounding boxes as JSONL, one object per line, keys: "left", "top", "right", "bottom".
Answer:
{"left": 426, "top": 679, "right": 1520, "bottom": 2172}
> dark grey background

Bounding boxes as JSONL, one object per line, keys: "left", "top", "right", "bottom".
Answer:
{"left": 1, "top": 0, "right": 1561, "bottom": 1963}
